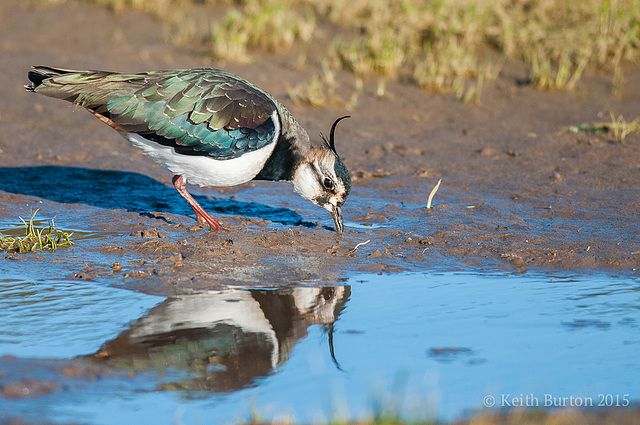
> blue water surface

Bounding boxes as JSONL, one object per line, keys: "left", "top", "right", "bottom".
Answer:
{"left": 0, "top": 271, "right": 638, "bottom": 424}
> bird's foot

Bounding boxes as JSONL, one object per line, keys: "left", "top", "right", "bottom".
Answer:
{"left": 196, "top": 210, "right": 226, "bottom": 231}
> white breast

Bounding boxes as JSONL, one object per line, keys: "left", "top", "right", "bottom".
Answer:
{"left": 123, "top": 111, "right": 279, "bottom": 187}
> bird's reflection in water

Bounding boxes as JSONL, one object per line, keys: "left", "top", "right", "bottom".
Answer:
{"left": 85, "top": 286, "right": 350, "bottom": 392}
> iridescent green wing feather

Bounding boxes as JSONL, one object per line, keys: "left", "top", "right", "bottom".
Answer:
{"left": 29, "top": 67, "right": 280, "bottom": 159}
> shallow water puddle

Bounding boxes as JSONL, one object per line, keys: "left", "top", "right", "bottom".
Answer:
{"left": 1, "top": 272, "right": 639, "bottom": 424}
{"left": 0, "top": 277, "right": 164, "bottom": 357}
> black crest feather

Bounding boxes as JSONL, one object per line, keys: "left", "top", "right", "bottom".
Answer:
{"left": 320, "top": 115, "right": 350, "bottom": 156}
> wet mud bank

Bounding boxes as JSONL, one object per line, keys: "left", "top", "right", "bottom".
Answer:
{"left": 2, "top": 172, "right": 638, "bottom": 291}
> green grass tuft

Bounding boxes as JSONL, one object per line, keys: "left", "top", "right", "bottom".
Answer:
{"left": 567, "top": 112, "right": 640, "bottom": 142}
{"left": 210, "top": 0, "right": 316, "bottom": 63}
{"left": 0, "top": 210, "right": 74, "bottom": 253}
{"left": 287, "top": 61, "right": 360, "bottom": 108}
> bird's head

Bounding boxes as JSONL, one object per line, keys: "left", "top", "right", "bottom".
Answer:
{"left": 292, "top": 116, "right": 351, "bottom": 233}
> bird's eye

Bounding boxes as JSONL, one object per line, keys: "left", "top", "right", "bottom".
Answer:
{"left": 323, "top": 177, "right": 335, "bottom": 191}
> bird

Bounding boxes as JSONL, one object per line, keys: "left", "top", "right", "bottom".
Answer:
{"left": 25, "top": 66, "right": 351, "bottom": 233}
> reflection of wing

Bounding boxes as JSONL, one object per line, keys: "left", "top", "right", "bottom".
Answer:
{"left": 86, "top": 286, "right": 350, "bottom": 392}
{"left": 30, "top": 67, "right": 279, "bottom": 159}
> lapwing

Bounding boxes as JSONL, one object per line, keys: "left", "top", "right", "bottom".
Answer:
{"left": 25, "top": 66, "right": 351, "bottom": 232}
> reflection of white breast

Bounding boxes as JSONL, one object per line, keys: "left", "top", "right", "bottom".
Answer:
{"left": 130, "top": 290, "right": 279, "bottom": 366}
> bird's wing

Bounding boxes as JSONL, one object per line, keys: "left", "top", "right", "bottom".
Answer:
{"left": 30, "top": 68, "right": 280, "bottom": 159}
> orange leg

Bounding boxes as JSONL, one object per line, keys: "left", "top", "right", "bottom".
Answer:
{"left": 172, "top": 175, "right": 225, "bottom": 231}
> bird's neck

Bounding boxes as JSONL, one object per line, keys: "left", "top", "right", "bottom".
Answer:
{"left": 255, "top": 133, "right": 306, "bottom": 182}
{"left": 255, "top": 108, "right": 311, "bottom": 182}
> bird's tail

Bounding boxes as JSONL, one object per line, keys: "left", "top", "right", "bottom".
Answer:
{"left": 25, "top": 66, "right": 76, "bottom": 92}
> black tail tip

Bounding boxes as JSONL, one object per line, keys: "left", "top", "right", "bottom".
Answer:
{"left": 26, "top": 66, "right": 67, "bottom": 92}
{"left": 26, "top": 69, "right": 48, "bottom": 91}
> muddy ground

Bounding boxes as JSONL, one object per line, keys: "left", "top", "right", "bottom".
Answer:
{"left": 1, "top": 0, "right": 640, "bottom": 291}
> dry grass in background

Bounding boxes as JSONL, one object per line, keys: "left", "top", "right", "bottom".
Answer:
{"left": 41, "top": 0, "right": 640, "bottom": 106}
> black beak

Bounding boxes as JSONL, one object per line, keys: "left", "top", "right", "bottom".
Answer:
{"left": 331, "top": 205, "right": 344, "bottom": 234}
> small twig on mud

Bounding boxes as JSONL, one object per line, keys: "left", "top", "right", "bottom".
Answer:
{"left": 349, "top": 239, "right": 370, "bottom": 254}
{"left": 426, "top": 179, "right": 442, "bottom": 209}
